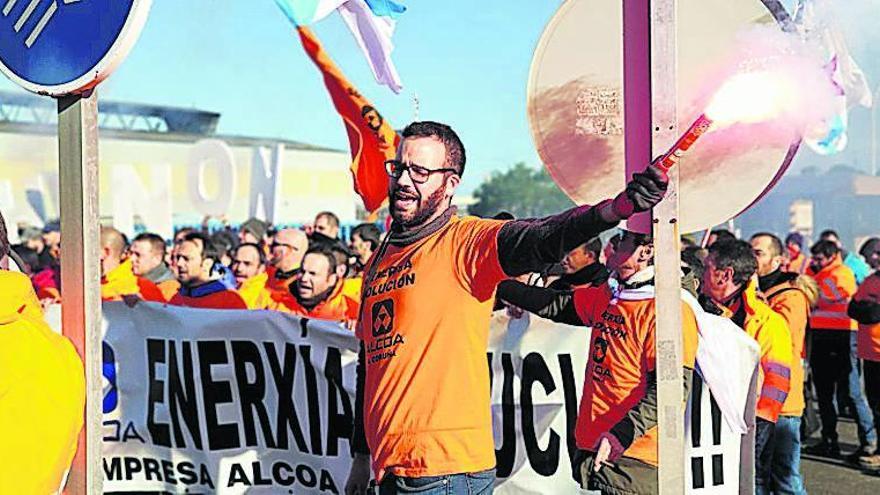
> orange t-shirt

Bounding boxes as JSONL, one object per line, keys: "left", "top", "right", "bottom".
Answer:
{"left": 268, "top": 282, "right": 359, "bottom": 321}
{"left": 572, "top": 284, "right": 699, "bottom": 467}
{"left": 854, "top": 273, "right": 880, "bottom": 362}
{"left": 168, "top": 281, "right": 247, "bottom": 310}
{"left": 356, "top": 216, "right": 507, "bottom": 481}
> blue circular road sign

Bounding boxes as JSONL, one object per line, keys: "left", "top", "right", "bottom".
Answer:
{"left": 0, "top": 0, "right": 151, "bottom": 96}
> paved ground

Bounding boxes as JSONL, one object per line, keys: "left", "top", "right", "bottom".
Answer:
{"left": 802, "top": 418, "right": 880, "bottom": 494}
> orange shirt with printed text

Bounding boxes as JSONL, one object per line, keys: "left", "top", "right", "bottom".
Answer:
{"left": 356, "top": 216, "right": 507, "bottom": 481}
{"left": 572, "top": 284, "right": 699, "bottom": 467}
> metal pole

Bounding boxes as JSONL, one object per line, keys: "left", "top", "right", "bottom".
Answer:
{"left": 650, "top": 0, "right": 685, "bottom": 492}
{"left": 57, "top": 91, "right": 102, "bottom": 494}
{"left": 624, "top": 1, "right": 683, "bottom": 490}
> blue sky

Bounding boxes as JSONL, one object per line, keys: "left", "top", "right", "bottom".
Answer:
{"left": 1, "top": 1, "right": 877, "bottom": 193}
{"left": 0, "top": 1, "right": 562, "bottom": 193}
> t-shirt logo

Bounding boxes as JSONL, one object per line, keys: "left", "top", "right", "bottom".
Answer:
{"left": 372, "top": 299, "right": 395, "bottom": 337}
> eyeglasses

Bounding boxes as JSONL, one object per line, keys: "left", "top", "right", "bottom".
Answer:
{"left": 385, "top": 159, "right": 458, "bottom": 184}
{"left": 271, "top": 242, "right": 294, "bottom": 250}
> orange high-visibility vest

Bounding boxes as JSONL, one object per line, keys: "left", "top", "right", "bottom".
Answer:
{"left": 809, "top": 257, "right": 857, "bottom": 331}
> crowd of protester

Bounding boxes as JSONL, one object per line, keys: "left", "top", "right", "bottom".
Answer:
{"left": 8, "top": 211, "right": 379, "bottom": 324}
{"left": 6, "top": 209, "right": 880, "bottom": 468}
{"left": 6, "top": 202, "right": 880, "bottom": 492}
{"left": 4, "top": 122, "right": 880, "bottom": 494}
{"left": 503, "top": 226, "right": 880, "bottom": 492}
{"left": 10, "top": 212, "right": 880, "bottom": 493}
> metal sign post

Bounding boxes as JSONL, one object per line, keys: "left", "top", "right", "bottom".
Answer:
{"left": 649, "top": 1, "right": 686, "bottom": 493}
{"left": 57, "top": 91, "right": 102, "bottom": 493}
{"left": 0, "top": 1, "right": 152, "bottom": 493}
{"left": 624, "top": 0, "right": 684, "bottom": 493}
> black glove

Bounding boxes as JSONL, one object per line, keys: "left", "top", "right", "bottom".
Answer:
{"left": 625, "top": 164, "right": 668, "bottom": 212}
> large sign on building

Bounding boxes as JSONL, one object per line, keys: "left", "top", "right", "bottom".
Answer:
{"left": 0, "top": 124, "right": 359, "bottom": 239}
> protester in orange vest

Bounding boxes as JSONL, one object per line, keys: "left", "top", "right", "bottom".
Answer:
{"left": 268, "top": 246, "right": 359, "bottom": 322}
{"left": 345, "top": 121, "right": 667, "bottom": 494}
{"left": 266, "top": 228, "right": 308, "bottom": 296}
{"left": 130, "top": 232, "right": 179, "bottom": 301}
{"left": 751, "top": 233, "right": 814, "bottom": 493}
{"left": 700, "top": 239, "right": 792, "bottom": 493}
{"left": 821, "top": 229, "right": 871, "bottom": 284}
{"left": 806, "top": 240, "right": 877, "bottom": 460}
{"left": 849, "top": 239, "right": 880, "bottom": 472}
{"left": 0, "top": 210, "right": 85, "bottom": 494}
{"left": 497, "top": 230, "right": 699, "bottom": 494}
{"left": 785, "top": 232, "right": 809, "bottom": 275}
{"left": 231, "top": 242, "right": 271, "bottom": 310}
{"left": 168, "top": 232, "right": 247, "bottom": 310}
{"left": 100, "top": 227, "right": 165, "bottom": 303}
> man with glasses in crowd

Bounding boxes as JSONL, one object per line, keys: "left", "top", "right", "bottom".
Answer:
{"left": 345, "top": 121, "right": 669, "bottom": 495}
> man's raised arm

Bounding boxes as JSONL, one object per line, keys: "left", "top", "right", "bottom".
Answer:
{"left": 496, "top": 166, "right": 667, "bottom": 277}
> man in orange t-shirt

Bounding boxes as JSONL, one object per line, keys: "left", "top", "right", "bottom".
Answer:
{"left": 168, "top": 232, "right": 247, "bottom": 310}
{"left": 345, "top": 121, "right": 668, "bottom": 494}
{"left": 268, "top": 247, "right": 359, "bottom": 321}
{"left": 498, "top": 230, "right": 698, "bottom": 494}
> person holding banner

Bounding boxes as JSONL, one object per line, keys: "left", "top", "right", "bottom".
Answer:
{"left": 0, "top": 209, "right": 85, "bottom": 494}
{"left": 496, "top": 230, "right": 700, "bottom": 494}
{"left": 346, "top": 121, "right": 668, "bottom": 495}
{"left": 168, "top": 232, "right": 247, "bottom": 309}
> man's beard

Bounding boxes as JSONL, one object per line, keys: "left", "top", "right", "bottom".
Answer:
{"left": 390, "top": 184, "right": 447, "bottom": 229}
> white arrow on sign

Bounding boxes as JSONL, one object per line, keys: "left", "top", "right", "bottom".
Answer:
{"left": 3, "top": 0, "right": 81, "bottom": 48}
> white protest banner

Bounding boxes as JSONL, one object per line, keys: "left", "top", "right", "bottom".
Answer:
{"left": 488, "top": 311, "right": 590, "bottom": 494}
{"left": 101, "top": 302, "right": 359, "bottom": 494}
{"left": 98, "top": 304, "right": 590, "bottom": 494}
{"left": 97, "top": 304, "right": 752, "bottom": 494}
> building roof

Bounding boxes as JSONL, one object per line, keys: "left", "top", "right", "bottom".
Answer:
{"left": 0, "top": 90, "right": 340, "bottom": 152}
